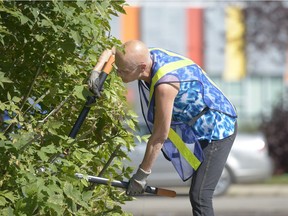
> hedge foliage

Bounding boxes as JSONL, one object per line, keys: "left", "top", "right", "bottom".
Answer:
{"left": 0, "top": 1, "right": 138, "bottom": 215}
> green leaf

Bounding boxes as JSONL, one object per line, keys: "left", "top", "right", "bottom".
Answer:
{"left": 113, "top": 136, "right": 127, "bottom": 145}
{"left": 0, "top": 196, "right": 7, "bottom": 206}
{"left": 0, "top": 72, "right": 13, "bottom": 88}
{"left": 47, "top": 120, "right": 62, "bottom": 129}
{"left": 76, "top": 1, "right": 87, "bottom": 9}
{"left": 7, "top": 92, "right": 11, "bottom": 101}
{"left": 82, "top": 190, "right": 93, "bottom": 202}
{"left": 63, "top": 182, "right": 74, "bottom": 199}
{"left": 0, "top": 191, "right": 17, "bottom": 203}
{"left": 41, "top": 145, "right": 58, "bottom": 154}
{"left": 73, "top": 85, "right": 93, "bottom": 101}
{"left": 31, "top": 8, "right": 39, "bottom": 19}
{"left": 73, "top": 85, "right": 86, "bottom": 101}
{"left": 34, "top": 34, "right": 45, "bottom": 42}
{"left": 12, "top": 96, "right": 21, "bottom": 103}
{"left": 135, "top": 135, "right": 141, "bottom": 143}
{"left": 40, "top": 19, "right": 50, "bottom": 27}
{"left": 21, "top": 183, "right": 38, "bottom": 197}
{"left": 37, "top": 151, "right": 49, "bottom": 162}
{"left": 17, "top": 114, "right": 24, "bottom": 122}
{"left": 19, "top": 14, "right": 30, "bottom": 25}
{"left": 95, "top": 2, "right": 106, "bottom": 17}
{"left": 126, "top": 119, "right": 136, "bottom": 131}
{"left": 71, "top": 30, "right": 81, "bottom": 45}
{"left": 111, "top": 3, "right": 126, "bottom": 14}
{"left": 80, "top": 178, "right": 89, "bottom": 187}
{"left": 40, "top": 13, "right": 55, "bottom": 29}
{"left": 46, "top": 202, "right": 64, "bottom": 214}
{"left": 64, "top": 64, "right": 76, "bottom": 75}
{"left": 1, "top": 206, "right": 14, "bottom": 216}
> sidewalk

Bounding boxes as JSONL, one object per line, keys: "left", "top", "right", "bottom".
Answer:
{"left": 168, "top": 184, "right": 288, "bottom": 196}
{"left": 227, "top": 184, "right": 288, "bottom": 196}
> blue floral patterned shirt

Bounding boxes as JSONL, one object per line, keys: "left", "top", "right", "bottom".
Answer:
{"left": 172, "top": 81, "right": 236, "bottom": 142}
{"left": 147, "top": 48, "right": 237, "bottom": 142}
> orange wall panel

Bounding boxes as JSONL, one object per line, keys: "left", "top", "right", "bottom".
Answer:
{"left": 121, "top": 6, "right": 140, "bottom": 42}
{"left": 186, "top": 8, "right": 204, "bottom": 68}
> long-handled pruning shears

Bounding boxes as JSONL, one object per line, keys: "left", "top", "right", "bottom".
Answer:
{"left": 69, "top": 55, "right": 115, "bottom": 139}
{"left": 75, "top": 173, "right": 176, "bottom": 198}
{"left": 52, "top": 54, "right": 176, "bottom": 198}
{"left": 49, "top": 55, "right": 115, "bottom": 162}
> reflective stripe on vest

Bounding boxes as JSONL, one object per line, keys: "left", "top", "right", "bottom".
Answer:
{"left": 168, "top": 127, "right": 201, "bottom": 170}
{"left": 150, "top": 48, "right": 226, "bottom": 100}
{"left": 148, "top": 55, "right": 201, "bottom": 170}
{"left": 148, "top": 59, "right": 193, "bottom": 108}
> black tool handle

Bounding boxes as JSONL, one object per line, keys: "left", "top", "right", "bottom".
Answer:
{"left": 69, "top": 72, "right": 108, "bottom": 138}
{"left": 75, "top": 173, "right": 177, "bottom": 198}
{"left": 49, "top": 55, "right": 115, "bottom": 163}
{"left": 69, "top": 55, "right": 114, "bottom": 139}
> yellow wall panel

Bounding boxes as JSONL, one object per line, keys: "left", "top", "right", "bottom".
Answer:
{"left": 224, "top": 6, "right": 246, "bottom": 81}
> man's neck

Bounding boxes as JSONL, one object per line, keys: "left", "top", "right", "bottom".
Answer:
{"left": 140, "top": 57, "right": 153, "bottom": 83}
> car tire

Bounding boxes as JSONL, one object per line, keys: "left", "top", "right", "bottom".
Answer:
{"left": 213, "top": 166, "right": 232, "bottom": 197}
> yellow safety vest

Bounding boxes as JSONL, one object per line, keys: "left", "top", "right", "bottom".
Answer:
{"left": 148, "top": 48, "right": 202, "bottom": 170}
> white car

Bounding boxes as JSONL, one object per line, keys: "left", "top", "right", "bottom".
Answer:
{"left": 124, "top": 126, "right": 274, "bottom": 196}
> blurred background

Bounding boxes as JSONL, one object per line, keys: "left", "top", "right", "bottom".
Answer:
{"left": 109, "top": 0, "right": 288, "bottom": 176}
{"left": 110, "top": 1, "right": 288, "bottom": 215}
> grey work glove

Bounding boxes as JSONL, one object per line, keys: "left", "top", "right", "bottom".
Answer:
{"left": 126, "top": 166, "right": 151, "bottom": 196}
{"left": 88, "top": 70, "right": 102, "bottom": 97}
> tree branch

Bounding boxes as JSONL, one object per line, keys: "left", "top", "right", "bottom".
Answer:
{"left": 98, "top": 143, "right": 122, "bottom": 177}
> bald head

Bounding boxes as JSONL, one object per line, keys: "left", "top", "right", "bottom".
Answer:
{"left": 115, "top": 40, "right": 152, "bottom": 83}
{"left": 116, "top": 40, "right": 150, "bottom": 67}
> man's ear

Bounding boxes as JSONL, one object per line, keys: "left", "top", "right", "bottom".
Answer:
{"left": 139, "top": 62, "right": 146, "bottom": 71}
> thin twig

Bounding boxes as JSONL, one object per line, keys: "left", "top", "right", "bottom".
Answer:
{"left": 98, "top": 143, "right": 122, "bottom": 177}
{"left": 37, "top": 94, "right": 71, "bottom": 124}
{"left": 3, "top": 54, "right": 47, "bottom": 136}
{"left": 19, "top": 54, "right": 47, "bottom": 112}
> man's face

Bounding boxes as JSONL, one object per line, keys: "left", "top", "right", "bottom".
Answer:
{"left": 114, "top": 58, "right": 140, "bottom": 83}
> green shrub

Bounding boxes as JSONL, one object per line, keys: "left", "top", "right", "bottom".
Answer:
{"left": 261, "top": 101, "right": 288, "bottom": 174}
{"left": 0, "top": 1, "right": 137, "bottom": 215}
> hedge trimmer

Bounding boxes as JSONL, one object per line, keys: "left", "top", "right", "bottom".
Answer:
{"left": 75, "top": 173, "right": 176, "bottom": 197}
{"left": 51, "top": 54, "right": 176, "bottom": 198}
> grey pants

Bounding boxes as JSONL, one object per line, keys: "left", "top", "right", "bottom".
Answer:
{"left": 189, "top": 123, "right": 237, "bottom": 216}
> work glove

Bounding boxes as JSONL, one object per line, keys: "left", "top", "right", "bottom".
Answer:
{"left": 88, "top": 70, "right": 102, "bottom": 97}
{"left": 126, "top": 166, "right": 151, "bottom": 196}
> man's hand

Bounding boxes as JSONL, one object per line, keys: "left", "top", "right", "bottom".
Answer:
{"left": 126, "top": 166, "right": 151, "bottom": 196}
{"left": 88, "top": 70, "right": 101, "bottom": 97}
{"left": 88, "top": 49, "right": 115, "bottom": 96}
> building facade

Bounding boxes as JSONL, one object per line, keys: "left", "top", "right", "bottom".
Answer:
{"left": 110, "top": 2, "right": 288, "bottom": 131}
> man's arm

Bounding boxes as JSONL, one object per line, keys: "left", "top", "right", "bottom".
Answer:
{"left": 140, "top": 82, "right": 180, "bottom": 172}
{"left": 126, "top": 82, "right": 179, "bottom": 196}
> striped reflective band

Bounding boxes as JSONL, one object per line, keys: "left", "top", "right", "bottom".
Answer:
{"left": 168, "top": 128, "right": 201, "bottom": 170}
{"left": 148, "top": 59, "right": 193, "bottom": 108}
{"left": 148, "top": 52, "right": 201, "bottom": 170}
{"left": 150, "top": 48, "right": 235, "bottom": 114}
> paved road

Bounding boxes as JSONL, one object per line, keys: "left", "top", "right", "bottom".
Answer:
{"left": 122, "top": 195, "right": 288, "bottom": 216}
{"left": 121, "top": 184, "right": 288, "bottom": 216}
